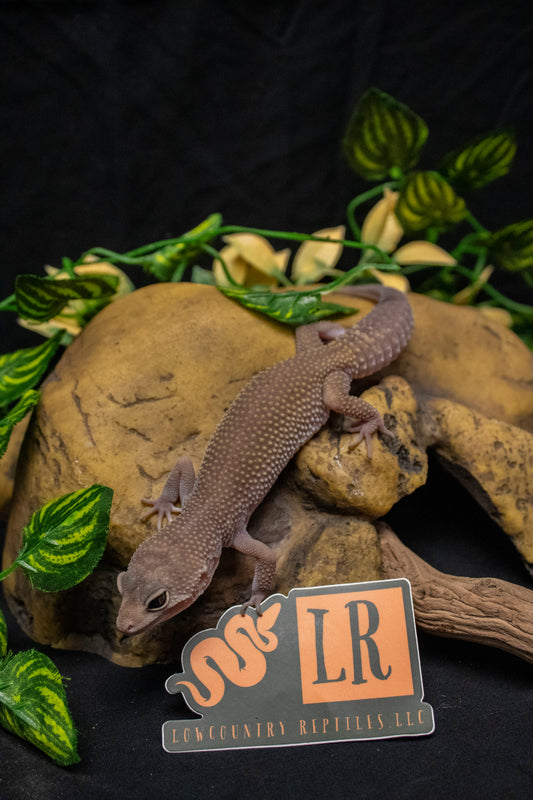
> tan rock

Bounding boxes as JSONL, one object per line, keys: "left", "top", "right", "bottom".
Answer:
{"left": 330, "top": 290, "right": 533, "bottom": 430}
{"left": 423, "top": 396, "right": 533, "bottom": 567}
{"left": 0, "top": 416, "right": 29, "bottom": 520}
{"left": 276, "top": 511, "right": 382, "bottom": 592}
{"left": 293, "top": 375, "right": 427, "bottom": 515}
{"left": 3, "top": 283, "right": 533, "bottom": 665}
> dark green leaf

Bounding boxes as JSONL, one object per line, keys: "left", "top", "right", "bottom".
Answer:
{"left": 477, "top": 220, "right": 533, "bottom": 273}
{"left": 0, "top": 650, "right": 80, "bottom": 765}
{"left": 0, "top": 332, "right": 61, "bottom": 407}
{"left": 343, "top": 87, "right": 428, "bottom": 180}
{"left": 440, "top": 129, "right": 516, "bottom": 191}
{"left": 0, "top": 610, "right": 7, "bottom": 658}
{"left": 396, "top": 171, "right": 467, "bottom": 231}
{"left": 141, "top": 214, "right": 222, "bottom": 281}
{"left": 16, "top": 274, "right": 119, "bottom": 322}
{"left": 16, "top": 484, "right": 113, "bottom": 592}
{"left": 0, "top": 390, "right": 40, "bottom": 460}
{"left": 219, "top": 286, "right": 355, "bottom": 326}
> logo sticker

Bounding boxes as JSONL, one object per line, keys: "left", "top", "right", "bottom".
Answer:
{"left": 162, "top": 579, "right": 434, "bottom": 752}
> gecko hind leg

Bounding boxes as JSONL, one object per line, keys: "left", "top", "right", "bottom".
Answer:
{"left": 141, "top": 455, "right": 196, "bottom": 530}
{"left": 323, "top": 369, "right": 392, "bottom": 458}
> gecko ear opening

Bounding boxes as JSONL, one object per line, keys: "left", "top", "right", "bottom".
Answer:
{"left": 117, "top": 572, "right": 126, "bottom": 595}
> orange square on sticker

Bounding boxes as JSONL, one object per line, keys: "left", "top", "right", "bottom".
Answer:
{"left": 296, "top": 586, "right": 414, "bottom": 705}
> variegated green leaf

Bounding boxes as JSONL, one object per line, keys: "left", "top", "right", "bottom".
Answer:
{"left": 477, "top": 219, "right": 533, "bottom": 273}
{"left": 343, "top": 88, "right": 428, "bottom": 180}
{"left": 396, "top": 171, "right": 467, "bottom": 232}
{"left": 0, "top": 390, "right": 40, "bottom": 460}
{"left": 0, "top": 650, "right": 79, "bottom": 765}
{"left": 219, "top": 285, "right": 355, "bottom": 326}
{"left": 0, "top": 331, "right": 61, "bottom": 406}
{"left": 16, "top": 274, "right": 118, "bottom": 322}
{"left": 0, "top": 610, "right": 7, "bottom": 658}
{"left": 440, "top": 130, "right": 516, "bottom": 191}
{"left": 15, "top": 484, "right": 113, "bottom": 592}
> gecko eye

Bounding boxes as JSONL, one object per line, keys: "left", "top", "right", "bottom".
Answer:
{"left": 146, "top": 589, "right": 170, "bottom": 612}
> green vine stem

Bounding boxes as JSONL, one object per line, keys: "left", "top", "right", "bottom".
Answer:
{"left": 200, "top": 243, "right": 240, "bottom": 287}
{"left": 215, "top": 225, "right": 396, "bottom": 265}
{"left": 345, "top": 182, "right": 398, "bottom": 239}
{"left": 453, "top": 264, "right": 533, "bottom": 315}
{"left": 465, "top": 211, "right": 488, "bottom": 234}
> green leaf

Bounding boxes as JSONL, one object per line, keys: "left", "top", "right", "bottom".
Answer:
{"left": 141, "top": 213, "right": 222, "bottom": 281}
{"left": 440, "top": 129, "right": 516, "bottom": 191}
{"left": 180, "top": 212, "right": 222, "bottom": 244}
{"left": 477, "top": 220, "right": 533, "bottom": 273}
{"left": 0, "top": 610, "right": 7, "bottom": 658}
{"left": 0, "top": 332, "right": 62, "bottom": 407}
{"left": 16, "top": 274, "right": 119, "bottom": 322}
{"left": 219, "top": 286, "right": 355, "bottom": 326}
{"left": 343, "top": 87, "right": 428, "bottom": 180}
{"left": 191, "top": 265, "right": 216, "bottom": 285}
{"left": 0, "top": 650, "right": 79, "bottom": 765}
{"left": 396, "top": 171, "right": 467, "bottom": 232}
{"left": 0, "top": 390, "right": 40, "bottom": 460}
{"left": 15, "top": 484, "right": 113, "bottom": 592}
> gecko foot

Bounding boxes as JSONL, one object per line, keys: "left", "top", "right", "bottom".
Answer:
{"left": 240, "top": 594, "right": 265, "bottom": 617}
{"left": 344, "top": 417, "right": 393, "bottom": 458}
{"left": 141, "top": 498, "right": 181, "bottom": 530}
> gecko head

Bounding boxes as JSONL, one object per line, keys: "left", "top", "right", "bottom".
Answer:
{"left": 115, "top": 533, "right": 219, "bottom": 636}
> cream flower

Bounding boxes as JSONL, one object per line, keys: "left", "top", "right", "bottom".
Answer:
{"left": 360, "top": 189, "right": 403, "bottom": 253}
{"left": 361, "top": 190, "right": 457, "bottom": 266}
{"left": 291, "top": 226, "right": 346, "bottom": 284}
{"left": 213, "top": 233, "right": 290, "bottom": 287}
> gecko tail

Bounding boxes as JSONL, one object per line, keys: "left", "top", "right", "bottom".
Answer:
{"left": 333, "top": 283, "right": 404, "bottom": 304}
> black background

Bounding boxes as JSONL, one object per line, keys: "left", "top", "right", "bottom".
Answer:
{"left": 0, "top": 2, "right": 532, "bottom": 799}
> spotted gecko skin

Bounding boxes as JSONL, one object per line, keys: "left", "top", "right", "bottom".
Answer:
{"left": 116, "top": 285, "right": 414, "bottom": 635}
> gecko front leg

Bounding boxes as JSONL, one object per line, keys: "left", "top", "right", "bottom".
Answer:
{"left": 323, "top": 369, "right": 392, "bottom": 457}
{"left": 142, "top": 455, "right": 196, "bottom": 529}
{"left": 231, "top": 526, "right": 276, "bottom": 615}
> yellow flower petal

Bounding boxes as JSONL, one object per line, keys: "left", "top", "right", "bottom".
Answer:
{"left": 272, "top": 248, "right": 291, "bottom": 274}
{"left": 212, "top": 247, "right": 249, "bottom": 286}
{"left": 222, "top": 233, "right": 285, "bottom": 277}
{"left": 360, "top": 189, "right": 403, "bottom": 253}
{"left": 453, "top": 265, "right": 494, "bottom": 305}
{"left": 369, "top": 269, "right": 410, "bottom": 293}
{"left": 17, "top": 313, "right": 83, "bottom": 339}
{"left": 291, "top": 226, "right": 345, "bottom": 284}
{"left": 394, "top": 241, "right": 456, "bottom": 266}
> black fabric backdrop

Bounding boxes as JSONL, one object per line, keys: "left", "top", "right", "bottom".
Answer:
{"left": 0, "top": 3, "right": 532, "bottom": 799}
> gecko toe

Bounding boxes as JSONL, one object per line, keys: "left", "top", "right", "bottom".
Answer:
{"left": 240, "top": 595, "right": 264, "bottom": 616}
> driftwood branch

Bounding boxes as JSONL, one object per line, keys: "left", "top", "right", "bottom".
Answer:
{"left": 377, "top": 522, "right": 533, "bottom": 663}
